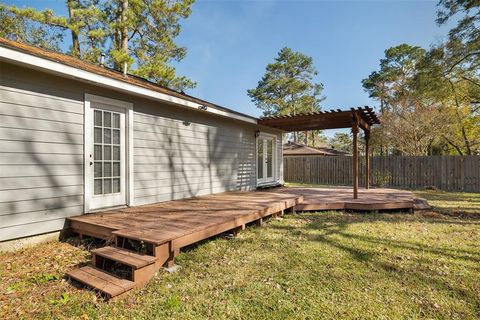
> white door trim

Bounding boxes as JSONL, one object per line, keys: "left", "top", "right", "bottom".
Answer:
{"left": 256, "top": 133, "right": 277, "bottom": 186}
{"left": 83, "top": 93, "right": 134, "bottom": 213}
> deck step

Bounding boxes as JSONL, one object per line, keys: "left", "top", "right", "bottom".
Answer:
{"left": 414, "top": 198, "right": 431, "bottom": 210}
{"left": 67, "top": 266, "right": 135, "bottom": 298}
{"left": 93, "top": 246, "right": 157, "bottom": 269}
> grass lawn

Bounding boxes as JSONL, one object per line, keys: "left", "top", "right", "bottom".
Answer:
{"left": 1, "top": 189, "right": 479, "bottom": 319}
{"left": 414, "top": 190, "right": 480, "bottom": 217}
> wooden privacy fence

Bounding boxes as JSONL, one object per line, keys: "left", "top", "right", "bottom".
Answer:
{"left": 284, "top": 155, "right": 480, "bottom": 192}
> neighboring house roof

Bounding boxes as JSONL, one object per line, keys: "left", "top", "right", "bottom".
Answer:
{"left": 0, "top": 38, "right": 257, "bottom": 124}
{"left": 283, "top": 141, "right": 348, "bottom": 156}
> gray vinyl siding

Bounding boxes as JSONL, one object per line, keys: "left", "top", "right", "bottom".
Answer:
{"left": 0, "top": 61, "right": 283, "bottom": 242}
{"left": 132, "top": 103, "right": 262, "bottom": 205}
{"left": 0, "top": 63, "right": 85, "bottom": 241}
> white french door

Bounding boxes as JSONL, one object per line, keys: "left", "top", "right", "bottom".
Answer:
{"left": 257, "top": 135, "right": 276, "bottom": 185}
{"left": 84, "top": 95, "right": 132, "bottom": 211}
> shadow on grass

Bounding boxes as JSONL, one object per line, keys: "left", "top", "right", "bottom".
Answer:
{"left": 304, "top": 214, "right": 480, "bottom": 261}
{"left": 268, "top": 212, "right": 480, "bottom": 306}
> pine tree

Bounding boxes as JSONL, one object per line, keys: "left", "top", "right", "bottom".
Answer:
{"left": 0, "top": 0, "right": 196, "bottom": 91}
{"left": 247, "top": 47, "right": 325, "bottom": 143}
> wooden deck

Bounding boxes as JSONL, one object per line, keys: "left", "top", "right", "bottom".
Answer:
{"left": 69, "top": 190, "right": 302, "bottom": 243}
{"left": 66, "top": 190, "right": 302, "bottom": 298}
{"left": 277, "top": 186, "right": 415, "bottom": 211}
{"left": 66, "top": 187, "right": 422, "bottom": 298}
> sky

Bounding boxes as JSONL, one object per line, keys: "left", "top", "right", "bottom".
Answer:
{"left": 6, "top": 0, "right": 455, "bottom": 136}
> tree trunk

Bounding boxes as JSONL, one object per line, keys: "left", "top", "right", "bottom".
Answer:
{"left": 121, "top": 0, "right": 129, "bottom": 55}
{"left": 67, "top": 0, "right": 80, "bottom": 57}
{"left": 444, "top": 135, "right": 464, "bottom": 155}
{"left": 448, "top": 79, "right": 472, "bottom": 155}
{"left": 112, "top": 0, "right": 129, "bottom": 70}
{"left": 379, "top": 99, "right": 385, "bottom": 156}
{"left": 461, "top": 126, "right": 472, "bottom": 155}
{"left": 292, "top": 100, "right": 297, "bottom": 142}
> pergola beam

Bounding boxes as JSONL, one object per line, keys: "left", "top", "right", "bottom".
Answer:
{"left": 267, "top": 121, "right": 353, "bottom": 132}
{"left": 259, "top": 111, "right": 352, "bottom": 125}
{"left": 258, "top": 108, "right": 377, "bottom": 132}
{"left": 356, "top": 116, "right": 370, "bottom": 132}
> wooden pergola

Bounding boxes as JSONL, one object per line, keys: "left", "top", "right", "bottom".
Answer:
{"left": 258, "top": 106, "right": 380, "bottom": 199}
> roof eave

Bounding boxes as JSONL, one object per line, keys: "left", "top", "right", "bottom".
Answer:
{"left": 0, "top": 44, "right": 258, "bottom": 125}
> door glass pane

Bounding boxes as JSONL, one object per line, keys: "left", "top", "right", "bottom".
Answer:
{"left": 113, "top": 113, "right": 120, "bottom": 128}
{"left": 104, "top": 112, "right": 111, "bottom": 127}
{"left": 104, "top": 179, "right": 112, "bottom": 194}
{"left": 94, "top": 128, "right": 102, "bottom": 143}
{"left": 94, "top": 110, "right": 102, "bottom": 126}
{"left": 94, "top": 145, "right": 102, "bottom": 160}
{"left": 113, "top": 146, "right": 120, "bottom": 160}
{"left": 104, "top": 162, "right": 112, "bottom": 177}
{"left": 113, "top": 162, "right": 120, "bottom": 176}
{"left": 104, "top": 128, "right": 111, "bottom": 144}
{"left": 257, "top": 139, "right": 264, "bottom": 179}
{"left": 94, "top": 162, "right": 102, "bottom": 177}
{"left": 92, "top": 108, "right": 122, "bottom": 196}
{"left": 266, "top": 139, "right": 273, "bottom": 178}
{"left": 104, "top": 146, "right": 111, "bottom": 160}
{"left": 113, "top": 129, "right": 120, "bottom": 144}
{"left": 113, "top": 178, "right": 120, "bottom": 193}
{"left": 94, "top": 179, "right": 102, "bottom": 195}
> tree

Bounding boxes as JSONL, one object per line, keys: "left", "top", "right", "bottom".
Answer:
{"left": 328, "top": 133, "right": 352, "bottom": 154}
{"left": 0, "top": 5, "right": 65, "bottom": 51}
{"left": 128, "top": 0, "right": 196, "bottom": 90}
{"left": 1, "top": 0, "right": 196, "bottom": 91}
{"left": 247, "top": 47, "right": 325, "bottom": 144}
{"left": 430, "top": 1, "right": 480, "bottom": 155}
{"left": 362, "top": 44, "right": 454, "bottom": 156}
{"left": 66, "top": 0, "right": 107, "bottom": 61}
{"left": 437, "top": 0, "right": 480, "bottom": 88}
{"left": 416, "top": 46, "right": 480, "bottom": 155}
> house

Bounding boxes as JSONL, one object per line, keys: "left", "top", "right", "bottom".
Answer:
{"left": 283, "top": 141, "right": 348, "bottom": 157}
{"left": 0, "top": 38, "right": 284, "bottom": 243}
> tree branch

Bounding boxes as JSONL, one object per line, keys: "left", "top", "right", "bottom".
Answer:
{"left": 445, "top": 51, "right": 480, "bottom": 75}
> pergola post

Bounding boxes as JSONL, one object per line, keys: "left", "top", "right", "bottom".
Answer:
{"left": 365, "top": 130, "right": 370, "bottom": 190}
{"left": 352, "top": 114, "right": 359, "bottom": 199}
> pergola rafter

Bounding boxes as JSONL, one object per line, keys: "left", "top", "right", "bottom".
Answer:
{"left": 258, "top": 106, "right": 380, "bottom": 199}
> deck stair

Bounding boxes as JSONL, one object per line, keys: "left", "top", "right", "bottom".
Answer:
{"left": 67, "top": 266, "right": 135, "bottom": 298}
{"left": 67, "top": 237, "right": 171, "bottom": 299}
